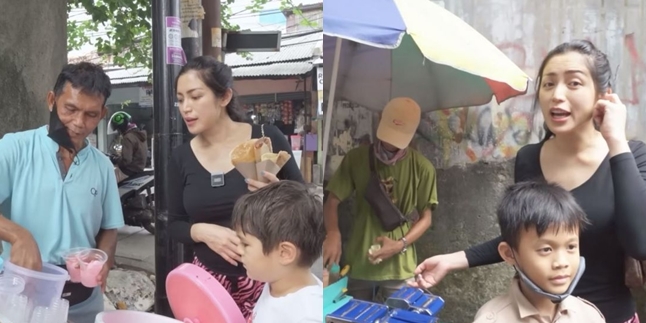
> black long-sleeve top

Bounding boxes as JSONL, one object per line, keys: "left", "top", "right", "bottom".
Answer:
{"left": 167, "top": 124, "right": 304, "bottom": 276}
{"left": 465, "top": 140, "right": 646, "bottom": 323}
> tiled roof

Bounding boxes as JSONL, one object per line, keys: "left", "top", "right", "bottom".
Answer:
{"left": 105, "top": 67, "right": 150, "bottom": 85}
{"left": 232, "top": 60, "right": 316, "bottom": 78}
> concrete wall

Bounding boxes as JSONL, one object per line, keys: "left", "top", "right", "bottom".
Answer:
{"left": 0, "top": 0, "right": 68, "bottom": 137}
{"left": 325, "top": 0, "right": 646, "bottom": 321}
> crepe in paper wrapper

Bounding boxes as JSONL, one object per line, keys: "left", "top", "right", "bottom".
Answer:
{"left": 230, "top": 137, "right": 292, "bottom": 183}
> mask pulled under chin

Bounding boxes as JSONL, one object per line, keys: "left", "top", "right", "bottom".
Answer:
{"left": 48, "top": 104, "right": 76, "bottom": 153}
{"left": 514, "top": 256, "right": 586, "bottom": 304}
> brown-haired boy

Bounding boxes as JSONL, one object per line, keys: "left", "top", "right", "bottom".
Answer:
{"left": 232, "top": 181, "right": 324, "bottom": 323}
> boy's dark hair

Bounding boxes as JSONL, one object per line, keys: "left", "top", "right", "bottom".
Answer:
{"left": 53, "top": 62, "right": 112, "bottom": 105}
{"left": 498, "top": 181, "right": 590, "bottom": 249}
{"left": 232, "top": 180, "right": 324, "bottom": 267}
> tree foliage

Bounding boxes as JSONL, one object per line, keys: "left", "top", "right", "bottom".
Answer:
{"left": 67, "top": 0, "right": 315, "bottom": 69}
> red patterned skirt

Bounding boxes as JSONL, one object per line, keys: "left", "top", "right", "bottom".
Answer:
{"left": 192, "top": 256, "right": 265, "bottom": 319}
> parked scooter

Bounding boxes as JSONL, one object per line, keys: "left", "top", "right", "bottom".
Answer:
{"left": 116, "top": 168, "right": 156, "bottom": 234}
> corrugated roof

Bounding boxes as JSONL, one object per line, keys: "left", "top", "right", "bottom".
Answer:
{"left": 100, "top": 30, "right": 322, "bottom": 84}
{"left": 106, "top": 67, "right": 150, "bottom": 85}
{"left": 232, "top": 61, "right": 315, "bottom": 78}
{"left": 225, "top": 30, "right": 322, "bottom": 67}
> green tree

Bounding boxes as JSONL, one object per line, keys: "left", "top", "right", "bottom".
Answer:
{"left": 67, "top": 0, "right": 314, "bottom": 69}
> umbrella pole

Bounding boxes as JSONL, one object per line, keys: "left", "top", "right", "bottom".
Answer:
{"left": 321, "top": 37, "right": 342, "bottom": 181}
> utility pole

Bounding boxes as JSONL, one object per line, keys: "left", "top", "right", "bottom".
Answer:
{"left": 176, "top": 0, "right": 205, "bottom": 264}
{"left": 202, "top": 0, "right": 223, "bottom": 61}
{"left": 152, "top": 0, "right": 184, "bottom": 317}
{"left": 181, "top": 0, "right": 203, "bottom": 59}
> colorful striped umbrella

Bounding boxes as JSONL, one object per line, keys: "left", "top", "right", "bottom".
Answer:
{"left": 322, "top": 0, "right": 531, "bottom": 112}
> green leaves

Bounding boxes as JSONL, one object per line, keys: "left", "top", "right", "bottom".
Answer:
{"left": 67, "top": 0, "right": 315, "bottom": 70}
{"left": 68, "top": 0, "right": 151, "bottom": 69}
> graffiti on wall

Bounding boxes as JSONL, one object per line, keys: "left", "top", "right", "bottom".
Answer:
{"left": 416, "top": 92, "right": 544, "bottom": 168}
{"left": 415, "top": 40, "right": 546, "bottom": 168}
{"left": 624, "top": 34, "right": 646, "bottom": 140}
{"left": 325, "top": 101, "right": 374, "bottom": 178}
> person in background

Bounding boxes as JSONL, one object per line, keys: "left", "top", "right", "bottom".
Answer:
{"left": 473, "top": 181, "right": 604, "bottom": 323}
{"left": 412, "top": 40, "right": 646, "bottom": 323}
{"left": 108, "top": 111, "right": 148, "bottom": 182}
{"left": 232, "top": 181, "right": 324, "bottom": 323}
{"left": 322, "top": 97, "right": 438, "bottom": 302}
{"left": 0, "top": 62, "right": 124, "bottom": 323}
{"left": 167, "top": 56, "right": 303, "bottom": 319}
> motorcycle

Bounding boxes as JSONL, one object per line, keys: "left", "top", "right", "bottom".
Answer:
{"left": 106, "top": 112, "right": 155, "bottom": 234}
{"left": 117, "top": 169, "right": 156, "bottom": 234}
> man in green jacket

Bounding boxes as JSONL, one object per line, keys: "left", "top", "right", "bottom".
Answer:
{"left": 322, "top": 97, "right": 438, "bottom": 302}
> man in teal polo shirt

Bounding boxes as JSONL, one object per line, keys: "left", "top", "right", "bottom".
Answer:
{"left": 0, "top": 62, "right": 124, "bottom": 323}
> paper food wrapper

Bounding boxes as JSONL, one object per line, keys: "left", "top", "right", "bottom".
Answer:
{"left": 256, "top": 160, "right": 282, "bottom": 183}
{"left": 231, "top": 137, "right": 291, "bottom": 183}
{"left": 234, "top": 160, "right": 283, "bottom": 183}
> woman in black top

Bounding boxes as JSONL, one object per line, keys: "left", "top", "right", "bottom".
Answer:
{"left": 167, "top": 56, "right": 303, "bottom": 319}
{"left": 413, "top": 40, "right": 646, "bottom": 323}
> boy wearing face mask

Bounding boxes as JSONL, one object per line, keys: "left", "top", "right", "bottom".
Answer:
{"left": 473, "top": 181, "right": 604, "bottom": 323}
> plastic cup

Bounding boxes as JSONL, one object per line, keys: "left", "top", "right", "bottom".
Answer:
{"left": 0, "top": 274, "right": 25, "bottom": 295}
{"left": 62, "top": 247, "right": 89, "bottom": 283}
{"left": 77, "top": 249, "right": 107, "bottom": 288}
{"left": 50, "top": 298, "right": 70, "bottom": 323}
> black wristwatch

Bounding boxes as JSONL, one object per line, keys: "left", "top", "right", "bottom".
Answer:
{"left": 399, "top": 237, "right": 408, "bottom": 254}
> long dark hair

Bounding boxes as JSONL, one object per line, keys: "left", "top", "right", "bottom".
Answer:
{"left": 534, "top": 40, "right": 612, "bottom": 142}
{"left": 175, "top": 56, "right": 245, "bottom": 122}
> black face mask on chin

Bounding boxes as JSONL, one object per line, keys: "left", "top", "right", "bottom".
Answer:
{"left": 48, "top": 103, "right": 76, "bottom": 153}
{"left": 513, "top": 251, "right": 586, "bottom": 304}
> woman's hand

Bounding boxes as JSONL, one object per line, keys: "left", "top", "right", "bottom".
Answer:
{"left": 192, "top": 223, "right": 242, "bottom": 266}
{"left": 594, "top": 93, "right": 630, "bottom": 156}
{"left": 246, "top": 171, "right": 280, "bottom": 191}
{"left": 407, "top": 252, "right": 468, "bottom": 288}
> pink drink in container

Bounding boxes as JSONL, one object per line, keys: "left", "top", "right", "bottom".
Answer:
{"left": 62, "top": 247, "right": 89, "bottom": 283}
{"left": 77, "top": 249, "right": 107, "bottom": 288}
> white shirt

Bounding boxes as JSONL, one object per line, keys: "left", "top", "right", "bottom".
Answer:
{"left": 250, "top": 275, "right": 323, "bottom": 323}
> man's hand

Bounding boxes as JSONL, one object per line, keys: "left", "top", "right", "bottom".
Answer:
{"left": 368, "top": 236, "right": 403, "bottom": 265}
{"left": 97, "top": 262, "right": 111, "bottom": 293}
{"left": 95, "top": 228, "right": 117, "bottom": 293}
{"left": 322, "top": 231, "right": 342, "bottom": 267}
{"left": 9, "top": 231, "right": 42, "bottom": 271}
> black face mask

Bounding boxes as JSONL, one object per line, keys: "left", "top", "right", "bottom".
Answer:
{"left": 48, "top": 103, "right": 76, "bottom": 153}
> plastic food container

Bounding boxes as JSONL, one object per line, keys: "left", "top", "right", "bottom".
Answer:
{"left": 95, "top": 311, "right": 183, "bottom": 323}
{"left": 95, "top": 263, "right": 245, "bottom": 323}
{"left": 2, "top": 261, "right": 69, "bottom": 307}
